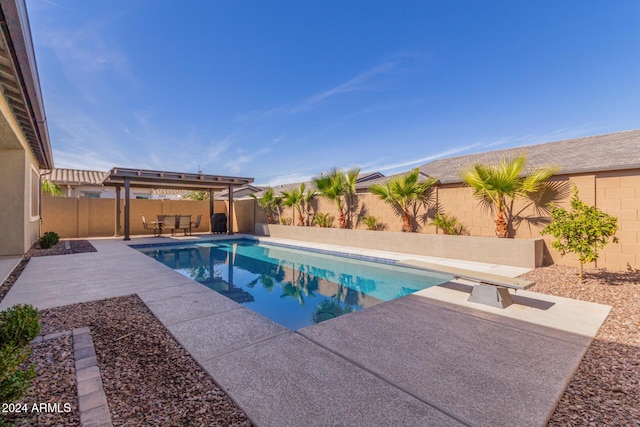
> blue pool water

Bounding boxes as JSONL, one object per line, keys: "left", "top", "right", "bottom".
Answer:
{"left": 136, "top": 240, "right": 453, "bottom": 330}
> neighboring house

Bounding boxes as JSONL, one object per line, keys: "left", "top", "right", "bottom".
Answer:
{"left": 253, "top": 171, "right": 385, "bottom": 197}
{"left": 417, "top": 129, "right": 640, "bottom": 184}
{"left": 43, "top": 167, "right": 188, "bottom": 199}
{"left": 0, "top": 0, "right": 54, "bottom": 257}
{"left": 214, "top": 184, "right": 264, "bottom": 200}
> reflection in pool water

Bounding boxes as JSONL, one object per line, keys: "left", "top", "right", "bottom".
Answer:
{"left": 139, "top": 241, "right": 452, "bottom": 330}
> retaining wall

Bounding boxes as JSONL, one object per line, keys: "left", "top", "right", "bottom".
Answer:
{"left": 263, "top": 224, "right": 544, "bottom": 269}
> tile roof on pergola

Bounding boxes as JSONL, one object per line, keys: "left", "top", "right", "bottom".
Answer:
{"left": 101, "top": 167, "right": 254, "bottom": 240}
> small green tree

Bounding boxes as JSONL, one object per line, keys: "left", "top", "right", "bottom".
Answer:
{"left": 185, "top": 190, "right": 210, "bottom": 201}
{"left": 185, "top": 168, "right": 210, "bottom": 200}
{"left": 541, "top": 188, "right": 619, "bottom": 283}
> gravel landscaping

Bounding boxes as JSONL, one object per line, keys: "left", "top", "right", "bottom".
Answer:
{"left": 1, "top": 240, "right": 638, "bottom": 426}
{"left": 38, "top": 295, "right": 251, "bottom": 427}
{"left": 522, "top": 265, "right": 640, "bottom": 426}
{"left": 2, "top": 335, "right": 79, "bottom": 426}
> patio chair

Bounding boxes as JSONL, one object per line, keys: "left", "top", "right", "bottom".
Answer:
{"left": 178, "top": 215, "right": 191, "bottom": 236}
{"left": 141, "top": 215, "right": 159, "bottom": 237}
{"left": 163, "top": 215, "right": 177, "bottom": 236}
{"left": 189, "top": 214, "right": 202, "bottom": 235}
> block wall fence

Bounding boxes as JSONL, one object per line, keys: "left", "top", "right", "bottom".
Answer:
{"left": 41, "top": 168, "right": 639, "bottom": 271}
{"left": 264, "top": 170, "right": 640, "bottom": 272}
{"left": 41, "top": 197, "right": 256, "bottom": 237}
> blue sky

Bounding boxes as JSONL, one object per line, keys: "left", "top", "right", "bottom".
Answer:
{"left": 28, "top": 1, "right": 640, "bottom": 185}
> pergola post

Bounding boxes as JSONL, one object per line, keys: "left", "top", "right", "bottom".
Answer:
{"left": 209, "top": 189, "right": 214, "bottom": 232}
{"left": 124, "top": 177, "right": 130, "bottom": 241}
{"left": 227, "top": 183, "right": 234, "bottom": 235}
{"left": 115, "top": 185, "right": 121, "bottom": 237}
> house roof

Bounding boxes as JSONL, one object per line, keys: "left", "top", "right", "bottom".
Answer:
{"left": 0, "top": 0, "right": 53, "bottom": 169}
{"left": 43, "top": 168, "right": 108, "bottom": 185}
{"left": 419, "top": 129, "right": 640, "bottom": 184}
{"left": 215, "top": 184, "right": 264, "bottom": 199}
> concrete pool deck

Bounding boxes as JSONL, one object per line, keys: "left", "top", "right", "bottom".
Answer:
{"left": 0, "top": 235, "right": 611, "bottom": 426}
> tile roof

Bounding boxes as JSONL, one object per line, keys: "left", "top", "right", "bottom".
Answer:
{"left": 43, "top": 168, "right": 108, "bottom": 185}
{"left": 419, "top": 129, "right": 640, "bottom": 184}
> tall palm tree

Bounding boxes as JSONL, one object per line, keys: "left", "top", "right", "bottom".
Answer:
{"left": 459, "top": 154, "right": 558, "bottom": 238}
{"left": 313, "top": 167, "right": 360, "bottom": 229}
{"left": 250, "top": 187, "right": 282, "bottom": 224}
{"left": 369, "top": 168, "right": 437, "bottom": 232}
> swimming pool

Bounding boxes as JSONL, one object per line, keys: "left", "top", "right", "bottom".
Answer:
{"left": 136, "top": 239, "right": 453, "bottom": 329}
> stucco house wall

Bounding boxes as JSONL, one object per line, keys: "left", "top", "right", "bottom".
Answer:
{"left": 0, "top": 0, "right": 54, "bottom": 256}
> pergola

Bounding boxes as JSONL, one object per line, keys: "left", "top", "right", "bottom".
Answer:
{"left": 101, "top": 167, "right": 254, "bottom": 240}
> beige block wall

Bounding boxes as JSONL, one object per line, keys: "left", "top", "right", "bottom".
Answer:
{"left": 253, "top": 169, "right": 639, "bottom": 271}
{"left": 42, "top": 197, "right": 233, "bottom": 237}
{"left": 265, "top": 224, "right": 543, "bottom": 268}
{"left": 594, "top": 171, "right": 639, "bottom": 270}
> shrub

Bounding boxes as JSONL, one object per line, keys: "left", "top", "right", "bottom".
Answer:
{"left": 312, "top": 213, "right": 335, "bottom": 228}
{"left": 0, "top": 304, "right": 40, "bottom": 403}
{"left": 430, "top": 212, "right": 465, "bottom": 235}
{"left": 0, "top": 304, "right": 41, "bottom": 347}
{"left": 279, "top": 217, "right": 292, "bottom": 225}
{"left": 39, "top": 231, "right": 59, "bottom": 249}
{"left": 0, "top": 345, "right": 36, "bottom": 403}
{"left": 361, "top": 215, "right": 381, "bottom": 231}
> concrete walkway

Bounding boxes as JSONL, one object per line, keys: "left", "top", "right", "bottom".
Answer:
{"left": 0, "top": 235, "right": 611, "bottom": 426}
{"left": 0, "top": 256, "right": 21, "bottom": 283}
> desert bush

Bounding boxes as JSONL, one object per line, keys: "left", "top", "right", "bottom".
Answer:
{"left": 313, "top": 213, "right": 335, "bottom": 228}
{"left": 0, "top": 304, "right": 40, "bottom": 403}
{"left": 430, "top": 212, "right": 465, "bottom": 235}
{"left": 39, "top": 231, "right": 59, "bottom": 249}
{"left": 0, "top": 345, "right": 36, "bottom": 403}
{"left": 361, "top": 215, "right": 382, "bottom": 231}
{"left": 0, "top": 304, "right": 41, "bottom": 347}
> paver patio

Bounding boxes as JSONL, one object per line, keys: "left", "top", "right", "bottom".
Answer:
{"left": 0, "top": 235, "right": 611, "bottom": 426}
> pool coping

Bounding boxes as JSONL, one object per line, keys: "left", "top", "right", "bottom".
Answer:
{"left": 1, "top": 235, "right": 611, "bottom": 426}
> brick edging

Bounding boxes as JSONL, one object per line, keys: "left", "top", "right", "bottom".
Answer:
{"left": 33, "top": 327, "right": 113, "bottom": 426}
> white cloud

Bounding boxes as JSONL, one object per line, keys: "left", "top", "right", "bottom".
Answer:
{"left": 234, "top": 60, "right": 399, "bottom": 123}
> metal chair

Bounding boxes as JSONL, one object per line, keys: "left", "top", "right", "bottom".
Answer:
{"left": 189, "top": 214, "right": 202, "bottom": 235}
{"left": 178, "top": 215, "right": 191, "bottom": 236}
{"left": 163, "top": 215, "right": 177, "bottom": 236}
{"left": 141, "top": 215, "right": 159, "bottom": 237}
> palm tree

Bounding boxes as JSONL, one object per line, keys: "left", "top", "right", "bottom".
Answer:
{"left": 343, "top": 168, "right": 360, "bottom": 227}
{"left": 369, "top": 168, "right": 437, "bottom": 232}
{"left": 41, "top": 179, "right": 63, "bottom": 196}
{"left": 250, "top": 187, "right": 282, "bottom": 224}
{"left": 281, "top": 183, "right": 307, "bottom": 226}
{"left": 313, "top": 167, "right": 360, "bottom": 229}
{"left": 301, "top": 186, "right": 317, "bottom": 225}
{"left": 459, "top": 154, "right": 558, "bottom": 238}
